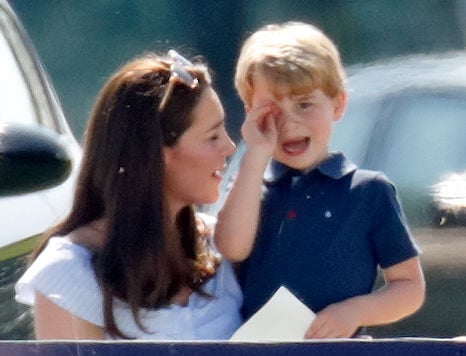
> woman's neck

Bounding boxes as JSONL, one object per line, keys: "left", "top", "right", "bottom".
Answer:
{"left": 68, "top": 218, "right": 107, "bottom": 250}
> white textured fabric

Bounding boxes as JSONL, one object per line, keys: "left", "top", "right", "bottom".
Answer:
{"left": 15, "top": 216, "right": 243, "bottom": 340}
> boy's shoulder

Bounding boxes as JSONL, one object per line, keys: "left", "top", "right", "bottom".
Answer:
{"left": 264, "top": 153, "right": 395, "bottom": 192}
{"left": 347, "top": 167, "right": 400, "bottom": 204}
{"left": 317, "top": 152, "right": 393, "bottom": 188}
{"left": 319, "top": 153, "right": 396, "bottom": 193}
{"left": 351, "top": 167, "right": 393, "bottom": 187}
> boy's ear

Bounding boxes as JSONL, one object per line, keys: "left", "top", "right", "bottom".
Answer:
{"left": 332, "top": 91, "right": 347, "bottom": 122}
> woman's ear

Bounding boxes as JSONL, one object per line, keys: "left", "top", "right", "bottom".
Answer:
{"left": 163, "top": 146, "right": 174, "bottom": 166}
{"left": 332, "top": 91, "right": 347, "bottom": 122}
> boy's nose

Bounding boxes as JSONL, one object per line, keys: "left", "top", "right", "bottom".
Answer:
{"left": 276, "top": 111, "right": 300, "bottom": 130}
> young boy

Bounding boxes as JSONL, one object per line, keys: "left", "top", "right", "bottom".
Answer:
{"left": 215, "top": 22, "right": 425, "bottom": 338}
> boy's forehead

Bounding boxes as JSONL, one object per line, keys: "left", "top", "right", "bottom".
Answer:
{"left": 251, "top": 71, "right": 317, "bottom": 99}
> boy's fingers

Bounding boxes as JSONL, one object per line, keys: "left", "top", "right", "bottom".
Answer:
{"left": 253, "top": 104, "right": 280, "bottom": 129}
{"left": 262, "top": 112, "right": 278, "bottom": 135}
{"left": 245, "top": 105, "right": 272, "bottom": 124}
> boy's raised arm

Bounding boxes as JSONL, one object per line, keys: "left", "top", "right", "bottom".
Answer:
{"left": 215, "top": 105, "right": 277, "bottom": 261}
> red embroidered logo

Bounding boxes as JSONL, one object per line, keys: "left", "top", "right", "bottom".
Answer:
{"left": 286, "top": 210, "right": 297, "bottom": 220}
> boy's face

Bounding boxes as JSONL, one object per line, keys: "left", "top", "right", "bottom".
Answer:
{"left": 248, "top": 74, "right": 346, "bottom": 171}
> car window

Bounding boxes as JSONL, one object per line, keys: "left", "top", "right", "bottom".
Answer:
{"left": 376, "top": 93, "right": 466, "bottom": 188}
{"left": 0, "top": 25, "right": 36, "bottom": 125}
{"left": 0, "top": 7, "right": 66, "bottom": 134}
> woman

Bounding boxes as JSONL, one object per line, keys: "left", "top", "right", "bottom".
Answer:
{"left": 15, "top": 50, "right": 242, "bottom": 340}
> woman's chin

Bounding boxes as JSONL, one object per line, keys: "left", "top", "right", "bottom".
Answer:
{"left": 199, "top": 192, "right": 219, "bottom": 206}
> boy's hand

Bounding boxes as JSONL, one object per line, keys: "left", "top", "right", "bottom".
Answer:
{"left": 304, "top": 300, "right": 361, "bottom": 339}
{"left": 241, "top": 104, "right": 278, "bottom": 158}
{"left": 215, "top": 104, "right": 279, "bottom": 262}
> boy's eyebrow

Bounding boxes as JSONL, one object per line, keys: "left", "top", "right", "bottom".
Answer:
{"left": 294, "top": 93, "right": 316, "bottom": 100}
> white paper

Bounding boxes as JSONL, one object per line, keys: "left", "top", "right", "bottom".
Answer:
{"left": 230, "top": 286, "right": 316, "bottom": 342}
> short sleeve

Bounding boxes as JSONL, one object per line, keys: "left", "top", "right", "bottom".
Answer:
{"left": 368, "top": 173, "right": 420, "bottom": 268}
{"left": 15, "top": 238, "right": 105, "bottom": 327}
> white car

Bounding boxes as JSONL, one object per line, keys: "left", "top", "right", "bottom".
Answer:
{"left": 0, "top": 0, "right": 81, "bottom": 260}
{"left": 0, "top": 0, "right": 81, "bottom": 339}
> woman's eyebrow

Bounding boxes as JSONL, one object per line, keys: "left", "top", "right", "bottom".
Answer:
{"left": 204, "top": 119, "right": 224, "bottom": 133}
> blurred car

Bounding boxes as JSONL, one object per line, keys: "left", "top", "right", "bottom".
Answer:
{"left": 0, "top": 0, "right": 81, "bottom": 259}
{"left": 206, "top": 51, "right": 466, "bottom": 338}
{"left": 0, "top": 0, "right": 81, "bottom": 339}
{"left": 330, "top": 51, "right": 466, "bottom": 338}
{"left": 430, "top": 171, "right": 466, "bottom": 227}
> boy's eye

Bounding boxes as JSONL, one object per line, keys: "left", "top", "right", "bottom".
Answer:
{"left": 297, "top": 102, "right": 312, "bottom": 109}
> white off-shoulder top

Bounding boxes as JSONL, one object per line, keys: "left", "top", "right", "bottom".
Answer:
{"left": 15, "top": 216, "right": 243, "bottom": 340}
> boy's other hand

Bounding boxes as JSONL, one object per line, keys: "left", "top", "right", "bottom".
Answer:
{"left": 304, "top": 300, "right": 361, "bottom": 339}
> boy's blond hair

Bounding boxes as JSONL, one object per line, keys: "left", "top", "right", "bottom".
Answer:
{"left": 235, "top": 21, "right": 346, "bottom": 108}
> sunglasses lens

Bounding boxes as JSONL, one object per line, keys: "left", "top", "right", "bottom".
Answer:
{"left": 171, "top": 64, "right": 199, "bottom": 89}
{"left": 168, "top": 49, "right": 194, "bottom": 67}
{"left": 158, "top": 50, "right": 200, "bottom": 111}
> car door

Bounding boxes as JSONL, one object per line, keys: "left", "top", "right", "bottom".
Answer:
{"left": 0, "top": 0, "right": 82, "bottom": 339}
{"left": 0, "top": 1, "right": 81, "bottom": 260}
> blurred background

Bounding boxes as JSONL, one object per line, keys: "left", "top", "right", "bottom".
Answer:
{"left": 10, "top": 0, "right": 466, "bottom": 142}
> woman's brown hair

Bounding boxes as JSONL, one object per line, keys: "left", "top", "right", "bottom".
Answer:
{"left": 30, "top": 52, "right": 215, "bottom": 338}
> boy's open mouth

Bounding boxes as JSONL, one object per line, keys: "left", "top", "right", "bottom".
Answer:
{"left": 282, "top": 137, "right": 311, "bottom": 155}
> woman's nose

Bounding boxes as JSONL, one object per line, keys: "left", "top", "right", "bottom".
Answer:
{"left": 223, "top": 135, "right": 236, "bottom": 157}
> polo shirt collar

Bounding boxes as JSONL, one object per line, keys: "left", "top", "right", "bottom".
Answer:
{"left": 263, "top": 152, "right": 357, "bottom": 184}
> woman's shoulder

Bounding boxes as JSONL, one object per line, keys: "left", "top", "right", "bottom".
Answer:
{"left": 16, "top": 236, "right": 95, "bottom": 291}
{"left": 16, "top": 235, "right": 105, "bottom": 326}
{"left": 31, "top": 236, "right": 92, "bottom": 268}
{"left": 16, "top": 236, "right": 99, "bottom": 303}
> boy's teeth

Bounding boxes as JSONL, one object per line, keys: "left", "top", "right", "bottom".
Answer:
{"left": 283, "top": 138, "right": 310, "bottom": 153}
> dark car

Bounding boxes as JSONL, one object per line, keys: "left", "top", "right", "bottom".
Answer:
{"left": 206, "top": 51, "right": 466, "bottom": 338}
{"left": 331, "top": 51, "right": 466, "bottom": 338}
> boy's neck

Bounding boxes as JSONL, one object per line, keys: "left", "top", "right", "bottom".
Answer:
{"left": 277, "top": 152, "right": 332, "bottom": 175}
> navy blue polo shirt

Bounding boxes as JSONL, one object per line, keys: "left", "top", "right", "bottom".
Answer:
{"left": 239, "top": 153, "right": 419, "bottom": 319}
